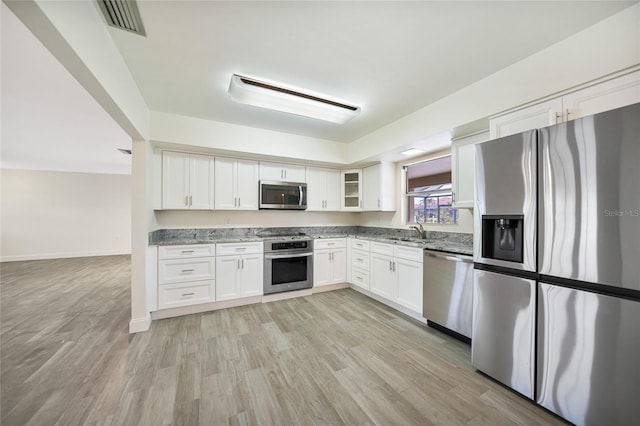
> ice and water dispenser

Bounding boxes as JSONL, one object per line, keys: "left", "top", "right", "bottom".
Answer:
{"left": 481, "top": 215, "right": 524, "bottom": 263}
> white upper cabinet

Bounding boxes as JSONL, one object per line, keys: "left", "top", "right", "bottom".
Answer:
{"left": 490, "top": 70, "right": 640, "bottom": 139}
{"left": 214, "top": 157, "right": 259, "bottom": 210}
{"left": 490, "top": 98, "right": 563, "bottom": 139}
{"left": 162, "top": 151, "right": 214, "bottom": 209}
{"left": 306, "top": 167, "right": 341, "bottom": 211}
{"left": 341, "top": 169, "right": 362, "bottom": 211}
{"left": 561, "top": 70, "right": 640, "bottom": 120}
{"left": 451, "top": 131, "right": 489, "bottom": 209}
{"left": 259, "top": 161, "right": 306, "bottom": 182}
{"left": 362, "top": 162, "right": 396, "bottom": 211}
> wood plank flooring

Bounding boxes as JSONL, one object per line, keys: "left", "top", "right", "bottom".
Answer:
{"left": 1, "top": 255, "right": 565, "bottom": 425}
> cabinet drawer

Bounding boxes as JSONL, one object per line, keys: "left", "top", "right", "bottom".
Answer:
{"left": 314, "top": 238, "right": 346, "bottom": 250}
{"left": 216, "top": 242, "right": 263, "bottom": 256}
{"left": 158, "top": 280, "right": 214, "bottom": 309}
{"left": 351, "top": 248, "right": 370, "bottom": 268}
{"left": 159, "top": 258, "right": 215, "bottom": 284}
{"left": 351, "top": 267, "right": 370, "bottom": 289}
{"left": 370, "top": 241, "right": 394, "bottom": 256}
{"left": 159, "top": 244, "right": 215, "bottom": 260}
{"left": 350, "top": 238, "right": 370, "bottom": 251}
{"left": 394, "top": 245, "right": 423, "bottom": 262}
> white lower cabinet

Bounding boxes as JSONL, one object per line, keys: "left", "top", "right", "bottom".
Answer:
{"left": 215, "top": 242, "right": 263, "bottom": 301}
{"left": 314, "top": 238, "right": 347, "bottom": 287}
{"left": 158, "top": 281, "right": 215, "bottom": 310}
{"left": 370, "top": 252, "right": 395, "bottom": 299}
{"left": 157, "top": 244, "right": 216, "bottom": 309}
{"left": 369, "top": 242, "right": 423, "bottom": 313}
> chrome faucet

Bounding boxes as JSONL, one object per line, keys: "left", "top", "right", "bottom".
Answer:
{"left": 410, "top": 223, "right": 424, "bottom": 239}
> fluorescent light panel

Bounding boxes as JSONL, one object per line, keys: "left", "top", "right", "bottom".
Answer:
{"left": 400, "top": 148, "right": 425, "bottom": 156}
{"left": 228, "top": 74, "right": 360, "bottom": 124}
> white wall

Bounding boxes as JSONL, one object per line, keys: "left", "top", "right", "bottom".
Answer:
{"left": 347, "top": 3, "right": 640, "bottom": 163}
{"left": 0, "top": 169, "right": 131, "bottom": 261}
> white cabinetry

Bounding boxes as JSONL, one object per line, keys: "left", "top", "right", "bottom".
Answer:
{"left": 561, "top": 70, "right": 640, "bottom": 119}
{"left": 313, "top": 238, "right": 347, "bottom": 287}
{"left": 451, "top": 131, "right": 489, "bottom": 209}
{"left": 348, "top": 238, "right": 370, "bottom": 290}
{"left": 369, "top": 242, "right": 423, "bottom": 313}
{"left": 490, "top": 70, "right": 640, "bottom": 139}
{"left": 341, "top": 169, "right": 362, "bottom": 211}
{"left": 157, "top": 244, "right": 215, "bottom": 309}
{"left": 259, "top": 161, "right": 306, "bottom": 182}
{"left": 363, "top": 162, "right": 396, "bottom": 211}
{"left": 306, "top": 167, "right": 341, "bottom": 211}
{"left": 214, "top": 157, "right": 259, "bottom": 210}
{"left": 215, "top": 242, "right": 263, "bottom": 301}
{"left": 162, "top": 151, "right": 215, "bottom": 209}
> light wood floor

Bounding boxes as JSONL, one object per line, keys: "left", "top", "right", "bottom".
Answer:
{"left": 1, "top": 255, "right": 564, "bottom": 425}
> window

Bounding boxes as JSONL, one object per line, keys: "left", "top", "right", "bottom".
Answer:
{"left": 406, "top": 156, "right": 458, "bottom": 225}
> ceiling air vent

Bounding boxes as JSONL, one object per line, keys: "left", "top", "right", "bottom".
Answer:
{"left": 97, "top": 0, "right": 146, "bottom": 36}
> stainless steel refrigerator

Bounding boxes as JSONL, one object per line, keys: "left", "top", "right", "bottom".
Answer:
{"left": 473, "top": 102, "right": 640, "bottom": 425}
{"left": 472, "top": 129, "right": 538, "bottom": 400}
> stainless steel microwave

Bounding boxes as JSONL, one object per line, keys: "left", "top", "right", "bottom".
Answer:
{"left": 259, "top": 181, "right": 307, "bottom": 210}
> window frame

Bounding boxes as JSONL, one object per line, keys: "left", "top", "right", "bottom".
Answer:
{"left": 404, "top": 154, "right": 458, "bottom": 226}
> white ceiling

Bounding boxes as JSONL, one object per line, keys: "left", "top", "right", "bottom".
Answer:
{"left": 1, "top": 2, "right": 131, "bottom": 175}
{"left": 1, "top": 1, "right": 635, "bottom": 175}
{"left": 110, "top": 1, "right": 635, "bottom": 143}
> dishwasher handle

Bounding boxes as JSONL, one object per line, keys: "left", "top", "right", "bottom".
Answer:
{"left": 424, "top": 250, "right": 473, "bottom": 263}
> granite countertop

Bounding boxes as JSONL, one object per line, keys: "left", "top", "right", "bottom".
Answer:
{"left": 352, "top": 235, "right": 473, "bottom": 256}
{"left": 151, "top": 227, "right": 472, "bottom": 256}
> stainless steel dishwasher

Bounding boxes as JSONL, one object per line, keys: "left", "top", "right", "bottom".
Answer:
{"left": 423, "top": 250, "right": 473, "bottom": 342}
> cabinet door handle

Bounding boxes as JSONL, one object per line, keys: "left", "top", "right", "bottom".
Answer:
{"left": 237, "top": 259, "right": 240, "bottom": 269}
{"left": 393, "top": 262, "right": 396, "bottom": 272}
{"left": 181, "top": 269, "right": 195, "bottom": 273}
{"left": 566, "top": 108, "right": 572, "bottom": 120}
{"left": 185, "top": 195, "right": 189, "bottom": 206}
{"left": 181, "top": 250, "right": 194, "bottom": 254}
{"left": 378, "top": 199, "right": 380, "bottom": 208}
{"left": 284, "top": 170, "right": 287, "bottom": 179}
{"left": 389, "top": 261, "right": 392, "bottom": 271}
{"left": 189, "top": 195, "right": 193, "bottom": 206}
{"left": 241, "top": 258, "right": 244, "bottom": 269}
{"left": 181, "top": 292, "right": 195, "bottom": 297}
{"left": 238, "top": 197, "right": 241, "bottom": 207}
{"left": 555, "top": 112, "right": 561, "bottom": 124}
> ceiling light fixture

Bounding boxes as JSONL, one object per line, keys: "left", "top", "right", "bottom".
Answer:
{"left": 228, "top": 74, "right": 360, "bottom": 124}
{"left": 400, "top": 148, "right": 425, "bottom": 156}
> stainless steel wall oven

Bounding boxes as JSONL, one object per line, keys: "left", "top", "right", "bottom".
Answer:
{"left": 264, "top": 238, "right": 313, "bottom": 295}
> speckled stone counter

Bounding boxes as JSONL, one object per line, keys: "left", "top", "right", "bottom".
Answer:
{"left": 149, "top": 226, "right": 473, "bottom": 255}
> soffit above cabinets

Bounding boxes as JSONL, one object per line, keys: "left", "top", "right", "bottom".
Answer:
{"left": 107, "top": 1, "right": 634, "bottom": 143}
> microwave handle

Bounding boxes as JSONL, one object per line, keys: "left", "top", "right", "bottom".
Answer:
{"left": 299, "top": 186, "right": 303, "bottom": 206}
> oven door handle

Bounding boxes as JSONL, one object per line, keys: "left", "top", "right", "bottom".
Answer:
{"left": 299, "top": 186, "right": 303, "bottom": 206}
{"left": 265, "top": 252, "right": 314, "bottom": 260}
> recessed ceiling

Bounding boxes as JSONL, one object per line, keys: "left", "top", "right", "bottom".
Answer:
{"left": 1, "top": 2, "right": 131, "bottom": 175}
{"left": 108, "top": 1, "right": 635, "bottom": 143}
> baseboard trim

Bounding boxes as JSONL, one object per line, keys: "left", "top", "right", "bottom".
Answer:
{"left": 1, "top": 250, "right": 131, "bottom": 263}
{"left": 312, "top": 282, "right": 349, "bottom": 293}
{"left": 151, "top": 296, "right": 263, "bottom": 320}
{"left": 349, "top": 284, "right": 426, "bottom": 324}
{"left": 129, "top": 313, "right": 151, "bottom": 333}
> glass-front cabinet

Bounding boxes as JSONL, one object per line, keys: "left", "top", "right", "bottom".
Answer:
{"left": 341, "top": 169, "right": 362, "bottom": 211}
